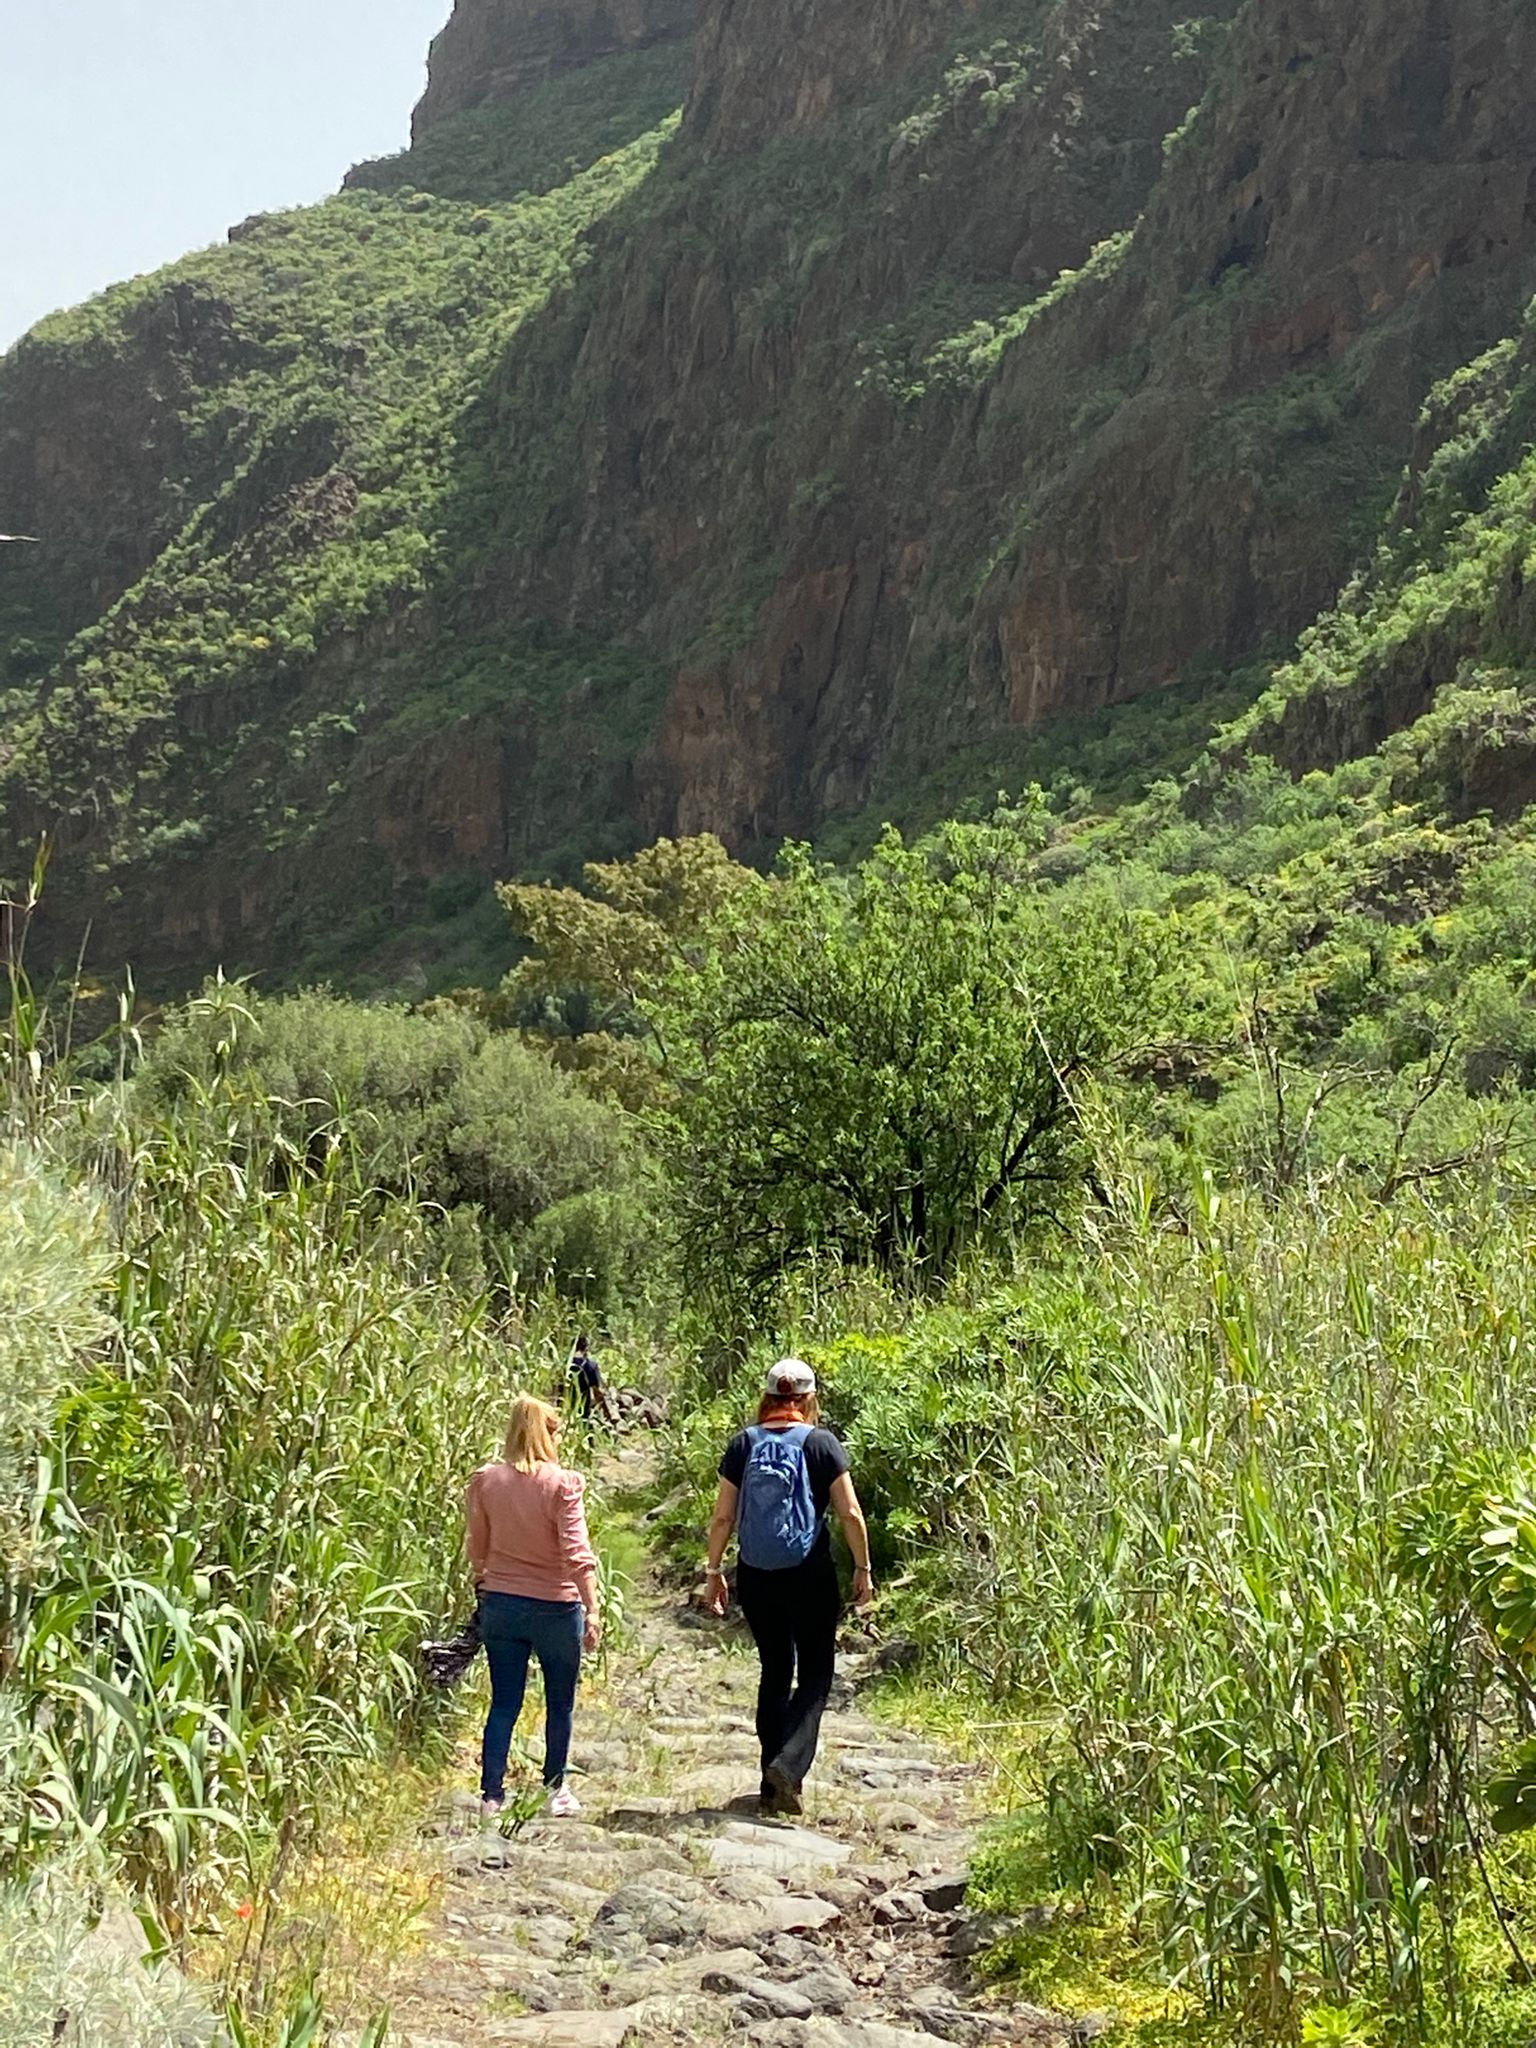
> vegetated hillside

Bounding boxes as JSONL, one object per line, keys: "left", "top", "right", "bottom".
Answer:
{"left": 0, "top": 58, "right": 688, "bottom": 989}
{"left": 410, "top": 0, "right": 696, "bottom": 137}
{"left": 1, "top": 0, "right": 1534, "bottom": 988}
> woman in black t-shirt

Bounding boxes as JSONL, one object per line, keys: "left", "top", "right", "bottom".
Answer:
{"left": 704, "top": 1358, "right": 874, "bottom": 1814}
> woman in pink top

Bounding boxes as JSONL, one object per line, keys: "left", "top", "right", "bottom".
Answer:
{"left": 466, "top": 1394, "right": 602, "bottom": 1819}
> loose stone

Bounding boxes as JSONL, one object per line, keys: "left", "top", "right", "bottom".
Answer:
{"left": 482, "top": 2011, "right": 641, "bottom": 2047}
{"left": 706, "top": 1970, "right": 817, "bottom": 2019}
{"left": 944, "top": 1911, "right": 1009, "bottom": 1959}
{"left": 754, "top": 1932, "right": 829, "bottom": 1974}
{"left": 707, "top": 1822, "right": 855, "bottom": 1877}
{"left": 917, "top": 1873, "right": 969, "bottom": 1913}
{"left": 786, "top": 1963, "right": 859, "bottom": 2014}
{"left": 902, "top": 1986, "right": 989, "bottom": 2042}
{"left": 597, "top": 1943, "right": 762, "bottom": 2006}
{"left": 873, "top": 1890, "right": 927, "bottom": 1926}
{"left": 706, "top": 1894, "right": 843, "bottom": 1944}
{"left": 584, "top": 1881, "right": 705, "bottom": 1954}
{"left": 868, "top": 1802, "right": 933, "bottom": 1834}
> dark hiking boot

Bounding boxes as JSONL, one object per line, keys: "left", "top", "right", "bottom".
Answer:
{"left": 764, "top": 1764, "right": 804, "bottom": 1815}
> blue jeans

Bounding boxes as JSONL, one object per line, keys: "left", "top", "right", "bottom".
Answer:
{"left": 478, "top": 1591, "right": 584, "bottom": 1798}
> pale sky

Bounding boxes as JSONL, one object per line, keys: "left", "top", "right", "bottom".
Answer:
{"left": 1, "top": 0, "right": 453, "bottom": 351}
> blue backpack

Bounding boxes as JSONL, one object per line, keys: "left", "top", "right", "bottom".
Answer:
{"left": 737, "top": 1424, "right": 821, "bottom": 1569}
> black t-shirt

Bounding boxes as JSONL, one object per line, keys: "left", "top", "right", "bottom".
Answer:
{"left": 720, "top": 1425, "right": 851, "bottom": 1567}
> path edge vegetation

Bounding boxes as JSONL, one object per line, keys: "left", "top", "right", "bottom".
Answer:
{"left": 14, "top": 787, "right": 1536, "bottom": 2042}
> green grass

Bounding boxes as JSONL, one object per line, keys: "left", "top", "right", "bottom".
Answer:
{"left": 0, "top": 967, "right": 661, "bottom": 2034}
{"left": 658, "top": 1163, "right": 1536, "bottom": 2041}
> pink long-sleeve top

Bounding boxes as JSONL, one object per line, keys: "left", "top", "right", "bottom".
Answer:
{"left": 466, "top": 1460, "right": 598, "bottom": 1604}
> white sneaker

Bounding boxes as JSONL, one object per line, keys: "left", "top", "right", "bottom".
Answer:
{"left": 481, "top": 1796, "right": 505, "bottom": 1823}
{"left": 546, "top": 1783, "right": 582, "bottom": 1818}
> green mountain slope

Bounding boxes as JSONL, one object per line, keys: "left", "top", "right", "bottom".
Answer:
{"left": 0, "top": 62, "right": 684, "bottom": 985}
{"left": 1, "top": 0, "right": 1534, "bottom": 990}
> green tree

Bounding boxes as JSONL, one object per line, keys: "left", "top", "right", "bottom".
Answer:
{"left": 494, "top": 833, "right": 762, "bottom": 1104}
{"left": 663, "top": 814, "right": 1176, "bottom": 1298}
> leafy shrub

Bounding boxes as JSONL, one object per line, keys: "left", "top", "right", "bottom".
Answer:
{"left": 133, "top": 982, "right": 643, "bottom": 1265}
{"left": 663, "top": 1174, "right": 1536, "bottom": 2036}
{"left": 0, "top": 1864, "right": 213, "bottom": 2048}
{"left": 663, "top": 815, "right": 1178, "bottom": 1300}
{"left": 518, "top": 1187, "right": 652, "bottom": 1308}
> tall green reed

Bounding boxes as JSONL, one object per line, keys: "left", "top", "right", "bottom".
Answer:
{"left": 2, "top": 1071, "right": 630, "bottom": 2015}
{"left": 697, "top": 1170, "right": 1536, "bottom": 2036}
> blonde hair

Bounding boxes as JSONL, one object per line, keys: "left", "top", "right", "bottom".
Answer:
{"left": 503, "top": 1393, "right": 562, "bottom": 1471}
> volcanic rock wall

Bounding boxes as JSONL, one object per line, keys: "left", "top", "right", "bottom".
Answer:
{"left": 470, "top": 0, "right": 1536, "bottom": 845}
{"left": 412, "top": 0, "right": 696, "bottom": 135}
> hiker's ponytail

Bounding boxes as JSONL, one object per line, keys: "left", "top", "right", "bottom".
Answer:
{"left": 757, "top": 1391, "right": 820, "bottom": 1427}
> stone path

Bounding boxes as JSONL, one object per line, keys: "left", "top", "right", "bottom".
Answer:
{"left": 376, "top": 1573, "right": 1079, "bottom": 2048}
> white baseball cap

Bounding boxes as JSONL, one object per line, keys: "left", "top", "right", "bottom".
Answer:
{"left": 765, "top": 1357, "right": 816, "bottom": 1397}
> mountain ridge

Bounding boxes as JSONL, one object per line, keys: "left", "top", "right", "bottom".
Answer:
{"left": 412, "top": 0, "right": 696, "bottom": 137}
{"left": 1, "top": 0, "right": 1534, "bottom": 987}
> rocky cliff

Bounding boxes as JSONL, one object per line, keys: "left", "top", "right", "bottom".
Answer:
{"left": 970, "top": 0, "right": 1536, "bottom": 730}
{"left": 2, "top": 0, "right": 1535, "bottom": 985}
{"left": 470, "top": 0, "right": 1536, "bottom": 845}
{"left": 412, "top": 0, "right": 695, "bottom": 135}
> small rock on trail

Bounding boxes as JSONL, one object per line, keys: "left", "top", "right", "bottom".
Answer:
{"left": 705, "top": 1820, "right": 854, "bottom": 1876}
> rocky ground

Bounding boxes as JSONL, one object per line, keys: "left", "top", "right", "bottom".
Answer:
{"left": 373, "top": 1566, "right": 1091, "bottom": 2048}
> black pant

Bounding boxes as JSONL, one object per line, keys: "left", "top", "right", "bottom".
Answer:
{"left": 736, "top": 1553, "right": 841, "bottom": 1788}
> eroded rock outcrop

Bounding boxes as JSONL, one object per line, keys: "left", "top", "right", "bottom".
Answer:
{"left": 0, "top": 282, "right": 249, "bottom": 633}
{"left": 498, "top": 0, "right": 1241, "bottom": 842}
{"left": 972, "top": 0, "right": 1536, "bottom": 733}
{"left": 412, "top": 0, "right": 696, "bottom": 135}
{"left": 494, "top": 0, "right": 1536, "bottom": 847}
{"left": 687, "top": 0, "right": 957, "bottom": 156}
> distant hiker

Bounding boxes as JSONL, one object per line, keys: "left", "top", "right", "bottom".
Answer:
{"left": 704, "top": 1358, "right": 874, "bottom": 1814}
{"left": 466, "top": 1393, "right": 602, "bottom": 1821}
{"left": 569, "top": 1334, "right": 613, "bottom": 1424}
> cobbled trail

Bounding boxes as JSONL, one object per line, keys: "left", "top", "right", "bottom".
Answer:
{"left": 373, "top": 1481, "right": 1086, "bottom": 2048}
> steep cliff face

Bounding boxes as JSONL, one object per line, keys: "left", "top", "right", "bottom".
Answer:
{"left": 479, "top": 0, "right": 1536, "bottom": 847}
{"left": 688, "top": 0, "right": 958, "bottom": 154}
{"left": 0, "top": 285, "right": 252, "bottom": 636}
{"left": 2, "top": 0, "right": 1535, "bottom": 986}
{"left": 0, "top": 110, "right": 681, "bottom": 978}
{"left": 413, "top": 0, "right": 695, "bottom": 135}
{"left": 976, "top": 0, "right": 1536, "bottom": 733}
{"left": 468, "top": 0, "right": 1240, "bottom": 837}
